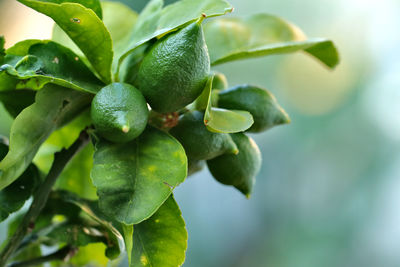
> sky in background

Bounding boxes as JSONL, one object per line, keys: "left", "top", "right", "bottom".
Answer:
{"left": 1, "top": 0, "right": 400, "bottom": 266}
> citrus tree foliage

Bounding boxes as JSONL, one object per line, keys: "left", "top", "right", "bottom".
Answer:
{"left": 0, "top": 0, "right": 339, "bottom": 266}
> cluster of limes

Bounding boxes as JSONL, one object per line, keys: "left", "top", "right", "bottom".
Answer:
{"left": 91, "top": 18, "right": 289, "bottom": 197}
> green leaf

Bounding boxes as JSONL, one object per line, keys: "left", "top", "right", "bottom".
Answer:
{"left": 130, "top": 195, "right": 187, "bottom": 267}
{"left": 91, "top": 126, "right": 187, "bottom": 225}
{"left": 0, "top": 90, "right": 36, "bottom": 118}
{"left": 0, "top": 143, "right": 41, "bottom": 222}
{"left": 203, "top": 77, "right": 254, "bottom": 133}
{"left": 52, "top": 1, "right": 139, "bottom": 73}
{"left": 204, "top": 14, "right": 339, "bottom": 68}
{"left": 0, "top": 165, "right": 41, "bottom": 222}
{"left": 0, "top": 84, "right": 91, "bottom": 190}
{"left": 118, "top": 0, "right": 232, "bottom": 73}
{"left": 18, "top": 0, "right": 113, "bottom": 83}
{"left": 1, "top": 41, "right": 104, "bottom": 93}
{"left": 5, "top": 39, "right": 42, "bottom": 56}
{"left": 122, "top": 224, "right": 134, "bottom": 266}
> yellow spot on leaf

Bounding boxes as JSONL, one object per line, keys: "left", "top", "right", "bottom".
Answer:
{"left": 140, "top": 255, "right": 149, "bottom": 265}
{"left": 148, "top": 165, "right": 157, "bottom": 172}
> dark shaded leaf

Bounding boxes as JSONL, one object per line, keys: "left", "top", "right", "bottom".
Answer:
{"left": 0, "top": 90, "right": 36, "bottom": 118}
{"left": 0, "top": 142, "right": 41, "bottom": 222}
{"left": 0, "top": 36, "right": 5, "bottom": 64}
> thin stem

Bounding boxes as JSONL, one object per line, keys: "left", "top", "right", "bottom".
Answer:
{"left": 0, "top": 131, "right": 89, "bottom": 267}
{"left": 8, "top": 245, "right": 74, "bottom": 267}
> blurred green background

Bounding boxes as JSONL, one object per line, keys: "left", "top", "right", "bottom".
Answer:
{"left": 1, "top": 0, "right": 400, "bottom": 266}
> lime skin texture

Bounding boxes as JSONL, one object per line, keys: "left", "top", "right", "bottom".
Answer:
{"left": 170, "top": 111, "right": 238, "bottom": 161}
{"left": 207, "top": 133, "right": 261, "bottom": 197}
{"left": 91, "top": 82, "right": 149, "bottom": 143}
{"left": 218, "top": 85, "right": 290, "bottom": 133}
{"left": 212, "top": 72, "right": 228, "bottom": 90}
{"left": 137, "top": 20, "right": 210, "bottom": 113}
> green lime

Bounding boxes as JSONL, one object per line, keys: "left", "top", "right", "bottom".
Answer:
{"left": 91, "top": 83, "right": 149, "bottom": 143}
{"left": 207, "top": 133, "right": 261, "bottom": 198}
{"left": 170, "top": 111, "right": 238, "bottom": 161}
{"left": 217, "top": 85, "right": 290, "bottom": 132}
{"left": 212, "top": 72, "right": 228, "bottom": 90}
{"left": 188, "top": 159, "right": 205, "bottom": 176}
{"left": 136, "top": 19, "right": 210, "bottom": 113}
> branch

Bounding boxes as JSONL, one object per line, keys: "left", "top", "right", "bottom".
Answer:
{"left": 8, "top": 245, "right": 75, "bottom": 267}
{"left": 0, "top": 131, "right": 89, "bottom": 267}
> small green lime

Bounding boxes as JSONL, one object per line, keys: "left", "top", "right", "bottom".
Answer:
{"left": 217, "top": 85, "right": 290, "bottom": 132}
{"left": 91, "top": 83, "right": 149, "bottom": 143}
{"left": 188, "top": 159, "right": 205, "bottom": 176}
{"left": 136, "top": 19, "right": 210, "bottom": 113}
{"left": 170, "top": 111, "right": 238, "bottom": 161}
{"left": 207, "top": 133, "right": 261, "bottom": 197}
{"left": 212, "top": 72, "right": 228, "bottom": 90}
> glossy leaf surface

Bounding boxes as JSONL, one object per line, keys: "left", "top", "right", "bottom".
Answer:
{"left": 1, "top": 41, "right": 103, "bottom": 93}
{"left": 52, "top": 1, "right": 139, "bottom": 72}
{"left": 203, "top": 77, "right": 254, "bottom": 133}
{"left": 19, "top": 0, "right": 113, "bottom": 83}
{"left": 91, "top": 126, "right": 187, "bottom": 225}
{"left": 130, "top": 196, "right": 187, "bottom": 267}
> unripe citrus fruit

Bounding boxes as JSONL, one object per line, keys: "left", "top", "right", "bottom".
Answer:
{"left": 170, "top": 111, "right": 238, "bottom": 161}
{"left": 217, "top": 85, "right": 290, "bottom": 132}
{"left": 212, "top": 72, "right": 228, "bottom": 90}
{"left": 91, "top": 83, "right": 149, "bottom": 143}
{"left": 136, "top": 19, "right": 210, "bottom": 113}
{"left": 188, "top": 159, "right": 205, "bottom": 176}
{"left": 207, "top": 133, "right": 261, "bottom": 197}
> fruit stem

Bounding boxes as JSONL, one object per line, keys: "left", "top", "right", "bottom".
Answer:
{"left": 197, "top": 13, "right": 207, "bottom": 24}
